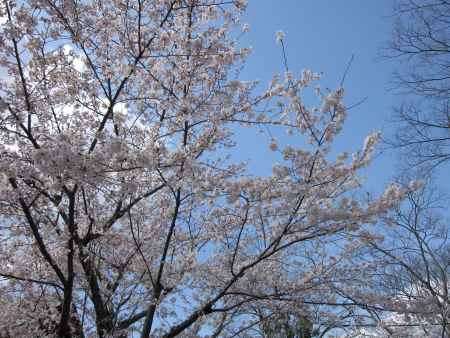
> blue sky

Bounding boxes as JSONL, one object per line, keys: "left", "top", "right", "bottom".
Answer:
{"left": 233, "top": 1, "right": 400, "bottom": 194}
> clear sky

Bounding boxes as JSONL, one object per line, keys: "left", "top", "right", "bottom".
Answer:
{"left": 234, "top": 1, "right": 400, "bottom": 194}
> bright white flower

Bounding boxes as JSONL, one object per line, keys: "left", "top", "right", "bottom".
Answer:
{"left": 276, "top": 30, "right": 285, "bottom": 43}
{"left": 0, "top": 16, "right": 6, "bottom": 25}
{"left": 363, "top": 131, "right": 381, "bottom": 154}
{"left": 408, "top": 180, "right": 424, "bottom": 191}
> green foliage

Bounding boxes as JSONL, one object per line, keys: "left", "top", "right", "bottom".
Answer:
{"left": 260, "top": 312, "right": 316, "bottom": 338}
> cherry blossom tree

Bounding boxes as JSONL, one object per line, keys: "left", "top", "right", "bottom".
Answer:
{"left": 0, "top": 0, "right": 410, "bottom": 337}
